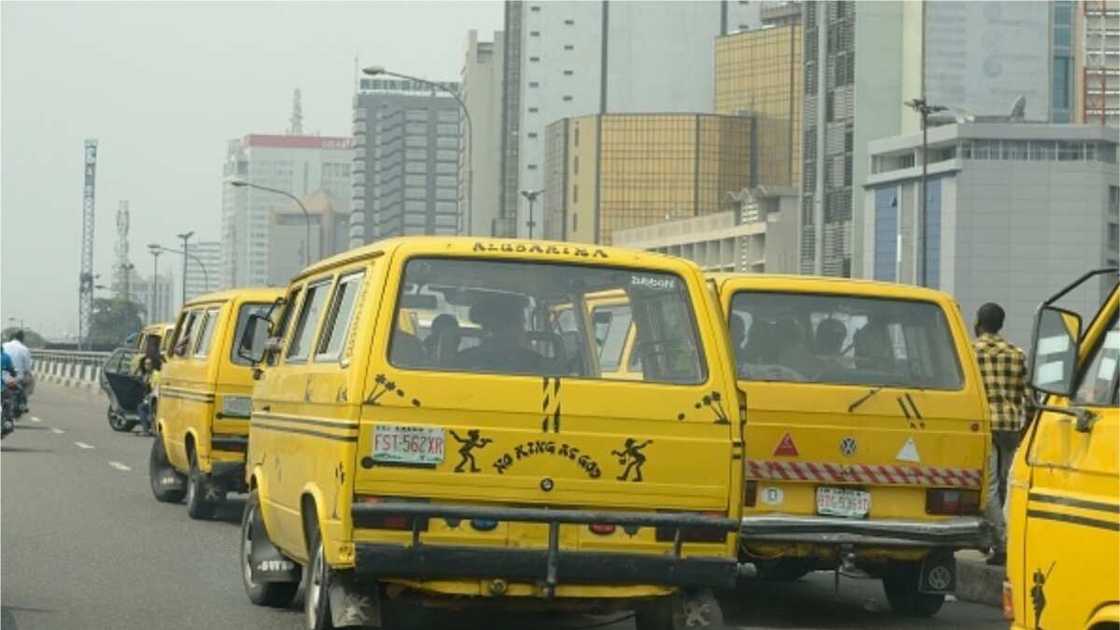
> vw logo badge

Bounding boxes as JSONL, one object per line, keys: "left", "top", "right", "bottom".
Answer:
{"left": 927, "top": 565, "right": 953, "bottom": 591}
{"left": 839, "top": 437, "right": 858, "bottom": 457}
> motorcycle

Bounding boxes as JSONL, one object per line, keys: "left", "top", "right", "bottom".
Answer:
{"left": 2, "top": 382, "right": 17, "bottom": 439}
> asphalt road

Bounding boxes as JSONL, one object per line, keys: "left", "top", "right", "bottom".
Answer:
{"left": 2, "top": 384, "right": 1007, "bottom": 630}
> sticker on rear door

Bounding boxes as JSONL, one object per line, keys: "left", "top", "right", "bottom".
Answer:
{"left": 371, "top": 424, "right": 445, "bottom": 466}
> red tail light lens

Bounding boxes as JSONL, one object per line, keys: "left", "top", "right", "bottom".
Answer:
{"left": 925, "top": 489, "right": 980, "bottom": 515}
{"left": 354, "top": 495, "right": 430, "bottom": 531}
{"left": 588, "top": 523, "right": 616, "bottom": 535}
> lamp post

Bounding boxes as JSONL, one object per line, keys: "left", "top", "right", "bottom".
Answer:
{"left": 229, "top": 180, "right": 312, "bottom": 265}
{"left": 176, "top": 231, "right": 194, "bottom": 306}
{"left": 521, "top": 189, "right": 542, "bottom": 239}
{"left": 363, "top": 65, "right": 474, "bottom": 235}
{"left": 153, "top": 245, "right": 208, "bottom": 295}
{"left": 904, "top": 98, "right": 947, "bottom": 287}
{"left": 148, "top": 243, "right": 163, "bottom": 323}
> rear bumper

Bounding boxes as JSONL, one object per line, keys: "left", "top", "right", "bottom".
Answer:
{"left": 350, "top": 502, "right": 740, "bottom": 592}
{"left": 740, "top": 514, "right": 991, "bottom": 549}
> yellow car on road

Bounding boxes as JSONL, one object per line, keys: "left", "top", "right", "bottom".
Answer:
{"left": 712, "top": 274, "right": 992, "bottom": 617}
{"left": 149, "top": 287, "right": 282, "bottom": 519}
{"left": 1006, "top": 268, "right": 1119, "bottom": 630}
{"left": 236, "top": 237, "right": 744, "bottom": 630}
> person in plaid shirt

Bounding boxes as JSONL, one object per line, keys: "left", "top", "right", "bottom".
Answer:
{"left": 973, "top": 302, "right": 1027, "bottom": 566}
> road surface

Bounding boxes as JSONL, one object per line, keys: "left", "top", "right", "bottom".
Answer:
{"left": 1, "top": 384, "right": 1007, "bottom": 629}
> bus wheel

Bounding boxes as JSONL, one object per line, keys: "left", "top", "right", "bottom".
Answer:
{"left": 635, "top": 589, "right": 724, "bottom": 630}
{"left": 185, "top": 449, "right": 220, "bottom": 520}
{"left": 148, "top": 437, "right": 186, "bottom": 503}
{"left": 882, "top": 563, "right": 945, "bottom": 617}
{"left": 241, "top": 490, "right": 299, "bottom": 608}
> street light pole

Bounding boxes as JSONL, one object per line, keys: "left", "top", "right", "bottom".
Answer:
{"left": 229, "top": 180, "right": 312, "bottom": 265}
{"left": 148, "top": 244, "right": 162, "bottom": 323}
{"left": 363, "top": 66, "right": 474, "bottom": 235}
{"left": 904, "top": 98, "right": 947, "bottom": 287}
{"left": 521, "top": 189, "right": 542, "bottom": 239}
{"left": 176, "top": 231, "right": 194, "bottom": 306}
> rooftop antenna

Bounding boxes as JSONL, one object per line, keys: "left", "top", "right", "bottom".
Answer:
{"left": 288, "top": 88, "right": 303, "bottom": 135}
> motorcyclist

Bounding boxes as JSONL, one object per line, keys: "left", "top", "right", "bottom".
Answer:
{"left": 3, "top": 330, "right": 33, "bottom": 414}
{"left": 2, "top": 349, "right": 16, "bottom": 436}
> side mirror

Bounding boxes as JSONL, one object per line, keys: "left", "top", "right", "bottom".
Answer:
{"left": 1029, "top": 306, "right": 1081, "bottom": 397}
{"left": 237, "top": 313, "right": 271, "bottom": 364}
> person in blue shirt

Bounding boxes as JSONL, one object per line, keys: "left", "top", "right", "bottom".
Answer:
{"left": 1, "top": 349, "right": 15, "bottom": 381}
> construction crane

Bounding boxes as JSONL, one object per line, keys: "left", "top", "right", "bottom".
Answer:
{"left": 78, "top": 139, "right": 97, "bottom": 350}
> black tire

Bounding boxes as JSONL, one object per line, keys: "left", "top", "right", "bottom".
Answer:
{"left": 882, "top": 563, "right": 946, "bottom": 617}
{"left": 108, "top": 409, "right": 130, "bottom": 432}
{"left": 754, "top": 558, "right": 814, "bottom": 582}
{"left": 149, "top": 437, "right": 187, "bottom": 503}
{"left": 186, "top": 449, "right": 220, "bottom": 520}
{"left": 635, "top": 590, "right": 724, "bottom": 630}
{"left": 304, "top": 525, "right": 335, "bottom": 630}
{"left": 241, "top": 490, "right": 300, "bottom": 608}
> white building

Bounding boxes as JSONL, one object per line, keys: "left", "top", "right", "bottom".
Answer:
{"left": 461, "top": 30, "right": 505, "bottom": 236}
{"left": 133, "top": 271, "right": 175, "bottom": 323}
{"left": 495, "top": 0, "right": 762, "bottom": 237}
{"left": 862, "top": 122, "right": 1119, "bottom": 346}
{"left": 612, "top": 186, "right": 800, "bottom": 274}
{"left": 801, "top": 0, "right": 1056, "bottom": 277}
{"left": 184, "top": 240, "right": 221, "bottom": 302}
{"left": 221, "top": 134, "right": 352, "bottom": 288}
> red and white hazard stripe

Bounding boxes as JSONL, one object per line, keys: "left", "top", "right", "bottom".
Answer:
{"left": 745, "top": 459, "right": 982, "bottom": 489}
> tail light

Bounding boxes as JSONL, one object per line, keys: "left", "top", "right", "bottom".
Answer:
{"left": 1002, "top": 580, "right": 1014, "bottom": 620}
{"left": 655, "top": 511, "right": 728, "bottom": 543}
{"left": 744, "top": 480, "right": 758, "bottom": 507}
{"left": 588, "top": 523, "right": 616, "bottom": 535}
{"left": 925, "top": 489, "right": 980, "bottom": 515}
{"left": 354, "top": 495, "right": 429, "bottom": 531}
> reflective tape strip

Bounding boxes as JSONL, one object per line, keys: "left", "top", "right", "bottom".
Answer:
{"left": 746, "top": 459, "right": 982, "bottom": 489}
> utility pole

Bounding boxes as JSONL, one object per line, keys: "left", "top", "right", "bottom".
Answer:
{"left": 904, "top": 98, "right": 946, "bottom": 287}
{"left": 148, "top": 244, "right": 162, "bottom": 323}
{"left": 177, "top": 231, "right": 194, "bottom": 307}
{"left": 521, "top": 189, "right": 542, "bottom": 239}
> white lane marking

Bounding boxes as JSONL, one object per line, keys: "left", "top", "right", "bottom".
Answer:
{"left": 108, "top": 461, "right": 131, "bottom": 472}
{"left": 50, "top": 428, "right": 65, "bottom": 434}
{"left": 30, "top": 416, "right": 42, "bottom": 423}
{"left": 74, "top": 441, "right": 95, "bottom": 449}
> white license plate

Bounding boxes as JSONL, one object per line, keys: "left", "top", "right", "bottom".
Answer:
{"left": 816, "top": 487, "right": 870, "bottom": 518}
{"left": 372, "top": 425, "right": 445, "bottom": 465}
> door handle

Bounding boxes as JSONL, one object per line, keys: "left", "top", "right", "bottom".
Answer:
{"left": 261, "top": 405, "right": 271, "bottom": 412}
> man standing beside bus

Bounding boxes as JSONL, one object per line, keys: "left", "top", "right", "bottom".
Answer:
{"left": 973, "top": 303, "right": 1027, "bottom": 567}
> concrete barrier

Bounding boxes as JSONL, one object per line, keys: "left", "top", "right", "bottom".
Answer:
{"left": 31, "top": 349, "right": 109, "bottom": 391}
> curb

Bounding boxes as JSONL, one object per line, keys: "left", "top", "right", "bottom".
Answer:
{"left": 955, "top": 550, "right": 1003, "bottom": 607}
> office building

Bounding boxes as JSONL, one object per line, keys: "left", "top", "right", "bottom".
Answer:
{"left": 542, "top": 113, "right": 751, "bottom": 245}
{"left": 863, "top": 122, "right": 1119, "bottom": 346}
{"left": 269, "top": 191, "right": 350, "bottom": 286}
{"left": 613, "top": 185, "right": 800, "bottom": 273}
{"left": 184, "top": 240, "right": 221, "bottom": 301}
{"left": 1075, "top": 0, "right": 1119, "bottom": 126}
{"left": 350, "top": 78, "right": 462, "bottom": 243}
{"left": 221, "top": 134, "right": 352, "bottom": 288}
{"left": 496, "top": 0, "right": 762, "bottom": 237}
{"left": 461, "top": 30, "right": 505, "bottom": 236}
{"left": 801, "top": 1, "right": 1054, "bottom": 277}
{"left": 715, "top": 19, "right": 802, "bottom": 187}
{"left": 134, "top": 271, "right": 175, "bottom": 323}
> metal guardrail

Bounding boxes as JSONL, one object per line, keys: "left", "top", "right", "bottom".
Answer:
{"left": 31, "top": 349, "right": 114, "bottom": 388}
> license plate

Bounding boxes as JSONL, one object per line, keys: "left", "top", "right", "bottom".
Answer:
{"left": 372, "top": 425, "right": 445, "bottom": 465}
{"left": 816, "top": 487, "right": 870, "bottom": 518}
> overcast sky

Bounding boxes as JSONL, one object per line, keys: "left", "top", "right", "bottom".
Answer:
{"left": 1, "top": 1, "right": 503, "bottom": 337}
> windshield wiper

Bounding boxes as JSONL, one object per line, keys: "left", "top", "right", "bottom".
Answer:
{"left": 847, "top": 386, "right": 884, "bottom": 413}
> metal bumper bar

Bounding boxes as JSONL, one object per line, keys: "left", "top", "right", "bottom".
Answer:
{"left": 350, "top": 502, "right": 740, "bottom": 595}
{"left": 740, "top": 515, "right": 991, "bottom": 548}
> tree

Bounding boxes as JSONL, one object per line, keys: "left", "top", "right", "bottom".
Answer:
{"left": 89, "top": 298, "right": 144, "bottom": 349}
{"left": 0, "top": 327, "right": 47, "bottom": 348}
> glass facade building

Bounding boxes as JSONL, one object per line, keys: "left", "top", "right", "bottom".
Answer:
{"left": 714, "top": 22, "right": 802, "bottom": 187}
{"left": 543, "top": 113, "right": 751, "bottom": 245}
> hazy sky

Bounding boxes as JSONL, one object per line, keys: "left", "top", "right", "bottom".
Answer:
{"left": 1, "top": 1, "right": 503, "bottom": 337}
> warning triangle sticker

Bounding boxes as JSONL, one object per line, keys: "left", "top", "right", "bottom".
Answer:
{"left": 896, "top": 437, "right": 921, "bottom": 463}
{"left": 773, "top": 433, "right": 799, "bottom": 457}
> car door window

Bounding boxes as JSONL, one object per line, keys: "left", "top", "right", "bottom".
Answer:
{"left": 1074, "top": 313, "right": 1119, "bottom": 406}
{"left": 286, "top": 281, "right": 330, "bottom": 362}
{"left": 315, "top": 271, "right": 365, "bottom": 362}
{"left": 173, "top": 311, "right": 199, "bottom": 357}
{"left": 193, "top": 308, "right": 220, "bottom": 358}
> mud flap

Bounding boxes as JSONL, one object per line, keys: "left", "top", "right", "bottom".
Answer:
{"left": 328, "top": 571, "right": 382, "bottom": 628}
{"left": 918, "top": 550, "right": 957, "bottom": 594}
{"left": 679, "top": 588, "right": 724, "bottom": 629}
{"left": 249, "top": 514, "right": 300, "bottom": 584}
